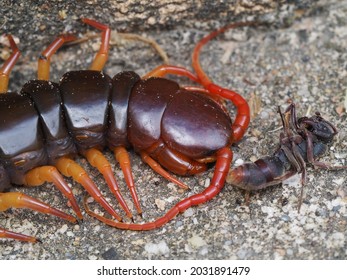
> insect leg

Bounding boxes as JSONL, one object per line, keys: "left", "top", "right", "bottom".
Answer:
{"left": 142, "top": 64, "right": 199, "bottom": 82}
{"left": 0, "top": 192, "right": 77, "bottom": 224}
{"left": 55, "top": 157, "right": 122, "bottom": 221}
{"left": 84, "top": 148, "right": 133, "bottom": 219}
{"left": 23, "top": 166, "right": 83, "bottom": 219}
{"left": 0, "top": 34, "right": 20, "bottom": 93}
{"left": 37, "top": 34, "right": 76, "bottom": 80}
{"left": 113, "top": 146, "right": 142, "bottom": 216}
{"left": 0, "top": 227, "right": 38, "bottom": 243}
{"left": 140, "top": 151, "right": 189, "bottom": 190}
{"left": 83, "top": 147, "right": 232, "bottom": 230}
{"left": 81, "top": 18, "right": 111, "bottom": 71}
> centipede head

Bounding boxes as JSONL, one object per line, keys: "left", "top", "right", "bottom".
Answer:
{"left": 298, "top": 112, "right": 338, "bottom": 143}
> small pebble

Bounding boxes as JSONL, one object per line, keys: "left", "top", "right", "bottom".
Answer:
{"left": 145, "top": 240, "right": 170, "bottom": 255}
{"left": 188, "top": 235, "right": 207, "bottom": 248}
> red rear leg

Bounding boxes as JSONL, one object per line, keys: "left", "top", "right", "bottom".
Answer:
{"left": 192, "top": 22, "right": 255, "bottom": 141}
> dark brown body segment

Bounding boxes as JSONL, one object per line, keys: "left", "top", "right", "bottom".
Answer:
{"left": 21, "top": 80, "right": 77, "bottom": 163}
{"left": 128, "top": 77, "right": 180, "bottom": 150}
{"left": 0, "top": 93, "right": 47, "bottom": 185}
{"left": 107, "top": 71, "right": 140, "bottom": 149}
{"left": 162, "top": 90, "right": 232, "bottom": 158}
{"left": 59, "top": 70, "right": 112, "bottom": 153}
{"left": 128, "top": 77, "right": 232, "bottom": 158}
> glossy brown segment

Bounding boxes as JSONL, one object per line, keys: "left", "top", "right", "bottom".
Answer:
{"left": 60, "top": 70, "right": 112, "bottom": 152}
{"left": 21, "top": 80, "right": 77, "bottom": 163}
{"left": 107, "top": 71, "right": 140, "bottom": 149}
{"left": 0, "top": 93, "right": 47, "bottom": 185}
{"left": 162, "top": 89, "right": 232, "bottom": 158}
{"left": 128, "top": 77, "right": 180, "bottom": 150}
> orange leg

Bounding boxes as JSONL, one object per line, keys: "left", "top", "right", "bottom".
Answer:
{"left": 38, "top": 34, "right": 77, "bottom": 81}
{"left": 83, "top": 147, "right": 233, "bottom": 230}
{"left": 113, "top": 146, "right": 142, "bottom": 216}
{"left": 0, "top": 34, "right": 20, "bottom": 93}
{"left": 140, "top": 151, "right": 189, "bottom": 190}
{"left": 0, "top": 192, "right": 77, "bottom": 224}
{"left": 24, "top": 166, "right": 83, "bottom": 219}
{"left": 0, "top": 227, "right": 38, "bottom": 243}
{"left": 191, "top": 22, "right": 254, "bottom": 142}
{"left": 81, "top": 18, "right": 111, "bottom": 71}
{"left": 85, "top": 148, "right": 133, "bottom": 219}
{"left": 55, "top": 157, "right": 122, "bottom": 221}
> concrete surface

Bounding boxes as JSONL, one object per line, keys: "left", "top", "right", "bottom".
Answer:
{"left": 0, "top": 0, "right": 346, "bottom": 259}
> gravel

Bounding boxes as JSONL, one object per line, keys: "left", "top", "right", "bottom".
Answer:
{"left": 0, "top": 0, "right": 346, "bottom": 260}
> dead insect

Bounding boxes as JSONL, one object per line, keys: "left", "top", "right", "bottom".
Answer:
{"left": 227, "top": 103, "right": 346, "bottom": 210}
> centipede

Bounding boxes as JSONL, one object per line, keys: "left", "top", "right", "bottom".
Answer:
{"left": 0, "top": 19, "right": 254, "bottom": 242}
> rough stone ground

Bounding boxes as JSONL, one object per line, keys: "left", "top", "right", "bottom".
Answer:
{"left": 0, "top": 1, "right": 346, "bottom": 259}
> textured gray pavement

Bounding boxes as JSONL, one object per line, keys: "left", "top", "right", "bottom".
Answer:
{"left": 0, "top": 0, "right": 346, "bottom": 259}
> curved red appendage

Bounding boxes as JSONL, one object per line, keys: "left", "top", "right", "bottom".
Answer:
{"left": 0, "top": 192, "right": 77, "bottom": 224}
{"left": 206, "top": 84, "right": 250, "bottom": 142}
{"left": 192, "top": 22, "right": 255, "bottom": 142}
{"left": 83, "top": 147, "right": 232, "bottom": 230}
{"left": 0, "top": 34, "right": 20, "bottom": 93}
{"left": 38, "top": 34, "right": 77, "bottom": 81}
{"left": 81, "top": 18, "right": 111, "bottom": 71}
{"left": 140, "top": 151, "right": 189, "bottom": 190}
{"left": 142, "top": 64, "right": 200, "bottom": 82}
{"left": 0, "top": 227, "right": 38, "bottom": 243}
